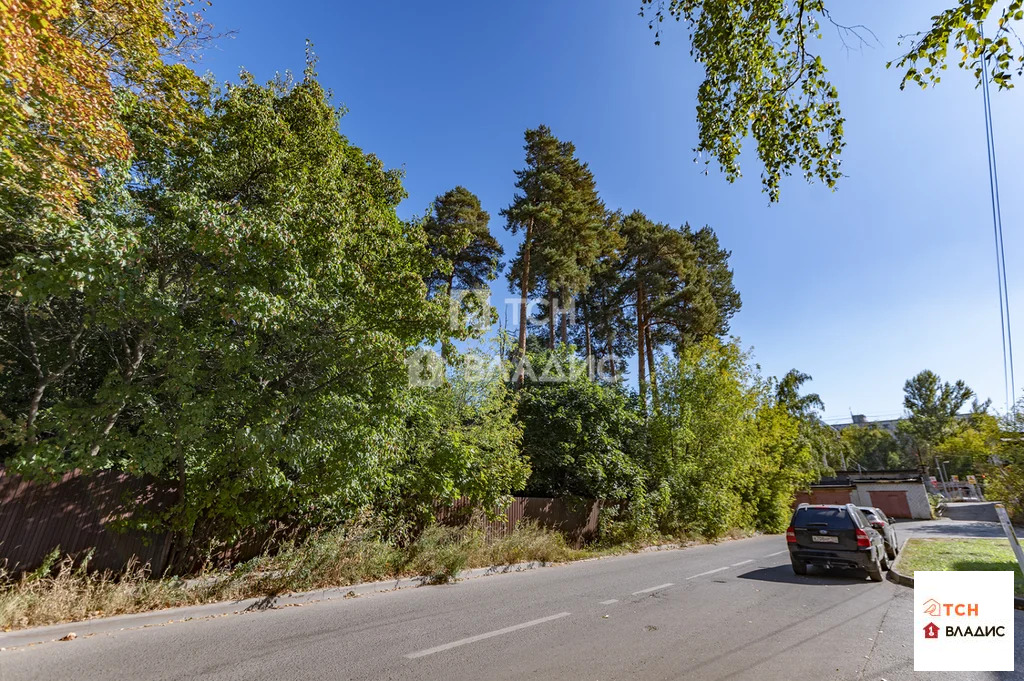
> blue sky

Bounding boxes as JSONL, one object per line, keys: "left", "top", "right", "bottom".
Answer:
{"left": 196, "top": 0, "right": 1023, "bottom": 423}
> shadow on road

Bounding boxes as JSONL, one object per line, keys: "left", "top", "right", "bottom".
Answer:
{"left": 736, "top": 564, "right": 874, "bottom": 587}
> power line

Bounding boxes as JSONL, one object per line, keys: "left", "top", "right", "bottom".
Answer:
{"left": 980, "top": 22, "right": 1016, "bottom": 415}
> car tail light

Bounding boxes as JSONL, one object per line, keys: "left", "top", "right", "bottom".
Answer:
{"left": 855, "top": 527, "right": 871, "bottom": 548}
{"left": 786, "top": 527, "right": 796, "bottom": 543}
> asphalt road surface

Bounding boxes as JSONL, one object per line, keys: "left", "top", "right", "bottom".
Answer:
{"left": 2, "top": 528, "right": 1023, "bottom": 681}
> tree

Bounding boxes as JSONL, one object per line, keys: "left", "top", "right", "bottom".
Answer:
{"left": 617, "top": 213, "right": 738, "bottom": 408}
{"left": 0, "top": 64, "right": 457, "bottom": 558}
{"left": 569, "top": 235, "right": 633, "bottom": 381}
{"left": 518, "top": 351, "right": 647, "bottom": 503}
{"left": 617, "top": 212, "right": 692, "bottom": 408}
{"left": 774, "top": 370, "right": 824, "bottom": 419}
{"left": 424, "top": 186, "right": 503, "bottom": 298}
{"left": 934, "top": 406, "right": 1001, "bottom": 478}
{"left": 502, "top": 126, "right": 565, "bottom": 383}
{"left": 505, "top": 125, "right": 617, "bottom": 381}
{"left": 771, "top": 369, "right": 842, "bottom": 473}
{"left": 378, "top": 349, "right": 528, "bottom": 536}
{"left": 648, "top": 338, "right": 760, "bottom": 537}
{"left": 898, "top": 369, "right": 975, "bottom": 470}
{"left": 0, "top": 0, "right": 209, "bottom": 214}
{"left": 638, "top": 0, "right": 1024, "bottom": 200}
{"left": 685, "top": 225, "right": 741, "bottom": 339}
{"left": 538, "top": 143, "right": 612, "bottom": 347}
{"left": 841, "top": 426, "right": 908, "bottom": 471}
{"left": 423, "top": 186, "right": 503, "bottom": 364}
{"left": 748, "top": 398, "right": 817, "bottom": 532}
{"left": 984, "top": 402, "right": 1024, "bottom": 518}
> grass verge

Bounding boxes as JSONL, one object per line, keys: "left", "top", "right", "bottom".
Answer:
{"left": 0, "top": 522, "right": 661, "bottom": 632}
{"left": 896, "top": 538, "right": 1024, "bottom": 596}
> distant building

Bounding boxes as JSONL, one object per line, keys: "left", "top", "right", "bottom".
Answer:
{"left": 830, "top": 415, "right": 899, "bottom": 434}
{"left": 830, "top": 413, "right": 970, "bottom": 434}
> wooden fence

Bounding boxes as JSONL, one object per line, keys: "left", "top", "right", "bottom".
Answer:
{"left": 0, "top": 469, "right": 602, "bottom": 574}
{"left": 435, "top": 496, "right": 601, "bottom": 548}
{"left": 0, "top": 469, "right": 176, "bottom": 575}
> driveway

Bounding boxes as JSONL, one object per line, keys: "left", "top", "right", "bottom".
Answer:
{"left": 895, "top": 502, "right": 1016, "bottom": 542}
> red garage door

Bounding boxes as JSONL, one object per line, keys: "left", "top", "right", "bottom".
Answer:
{"left": 868, "top": 490, "right": 913, "bottom": 519}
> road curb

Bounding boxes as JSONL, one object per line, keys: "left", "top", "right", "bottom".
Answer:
{"left": 885, "top": 542, "right": 1024, "bottom": 611}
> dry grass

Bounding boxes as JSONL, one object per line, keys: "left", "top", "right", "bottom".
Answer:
{"left": 0, "top": 552, "right": 199, "bottom": 632}
{"left": 0, "top": 522, "right": 587, "bottom": 632}
{"left": 0, "top": 521, "right": 732, "bottom": 632}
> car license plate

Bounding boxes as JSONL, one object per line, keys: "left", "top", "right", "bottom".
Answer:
{"left": 811, "top": 535, "right": 839, "bottom": 543}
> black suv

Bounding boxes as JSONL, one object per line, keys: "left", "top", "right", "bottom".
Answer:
{"left": 787, "top": 503, "right": 887, "bottom": 581}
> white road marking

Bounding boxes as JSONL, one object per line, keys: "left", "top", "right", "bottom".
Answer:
{"left": 731, "top": 559, "right": 754, "bottom": 567}
{"left": 631, "top": 583, "right": 674, "bottom": 595}
{"left": 600, "top": 599, "right": 618, "bottom": 605}
{"left": 685, "top": 566, "right": 729, "bottom": 580}
{"left": 405, "top": 612, "right": 571, "bottom": 659}
{"left": 764, "top": 550, "right": 788, "bottom": 557}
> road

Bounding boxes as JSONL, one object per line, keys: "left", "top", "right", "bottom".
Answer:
{"left": 2, "top": 526, "right": 1023, "bottom": 681}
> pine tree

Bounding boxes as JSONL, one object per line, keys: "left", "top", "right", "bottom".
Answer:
{"left": 503, "top": 126, "right": 565, "bottom": 384}
{"left": 424, "top": 186, "right": 503, "bottom": 298}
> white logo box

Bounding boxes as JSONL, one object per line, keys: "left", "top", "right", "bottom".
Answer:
{"left": 914, "top": 570, "right": 1014, "bottom": 671}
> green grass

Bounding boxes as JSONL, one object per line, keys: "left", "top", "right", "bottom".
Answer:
{"left": 897, "top": 538, "right": 1024, "bottom": 596}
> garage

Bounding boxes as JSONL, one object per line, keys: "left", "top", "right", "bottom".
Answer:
{"left": 796, "top": 470, "right": 932, "bottom": 519}
{"left": 867, "top": 489, "right": 913, "bottom": 519}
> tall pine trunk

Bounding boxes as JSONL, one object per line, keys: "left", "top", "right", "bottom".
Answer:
{"left": 606, "top": 332, "right": 617, "bottom": 381}
{"left": 645, "top": 318, "right": 658, "bottom": 405}
{"left": 582, "top": 301, "right": 593, "bottom": 380}
{"left": 637, "top": 284, "right": 647, "bottom": 410}
{"left": 547, "top": 289, "right": 556, "bottom": 349}
{"left": 441, "top": 272, "right": 455, "bottom": 372}
{"left": 516, "top": 219, "right": 533, "bottom": 385}
{"left": 559, "top": 284, "right": 569, "bottom": 346}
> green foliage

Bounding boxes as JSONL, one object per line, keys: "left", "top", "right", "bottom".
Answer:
{"left": 934, "top": 409, "right": 1001, "bottom": 478}
{"left": 982, "top": 403, "right": 1024, "bottom": 518}
{"left": 898, "top": 369, "right": 975, "bottom": 468}
{"left": 1, "top": 63, "right": 457, "bottom": 550}
{"left": 518, "top": 350, "right": 647, "bottom": 504}
{"left": 890, "top": 0, "right": 1024, "bottom": 91}
{"left": 423, "top": 186, "right": 503, "bottom": 297}
{"left": 648, "top": 339, "right": 758, "bottom": 537}
{"left": 841, "top": 426, "right": 910, "bottom": 471}
{"left": 639, "top": 0, "right": 844, "bottom": 201}
{"left": 376, "top": 351, "right": 529, "bottom": 536}
{"left": 644, "top": 339, "right": 818, "bottom": 537}
{"left": 504, "top": 125, "right": 618, "bottom": 357}
{"left": 748, "top": 402, "right": 816, "bottom": 533}
{"left": 640, "top": 1, "right": 1024, "bottom": 200}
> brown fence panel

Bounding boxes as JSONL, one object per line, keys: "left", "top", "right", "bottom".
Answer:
{"left": 1, "top": 471, "right": 603, "bottom": 575}
{"left": 0, "top": 469, "right": 175, "bottom": 575}
{"left": 436, "top": 496, "right": 601, "bottom": 548}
